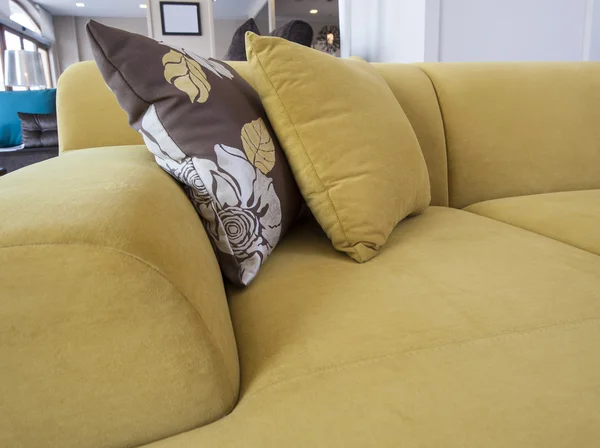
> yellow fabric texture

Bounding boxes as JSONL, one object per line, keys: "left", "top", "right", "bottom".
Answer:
{"left": 58, "top": 60, "right": 445, "bottom": 205}
{"left": 7, "top": 59, "right": 600, "bottom": 447}
{"left": 373, "top": 64, "right": 448, "bottom": 206}
{"left": 227, "top": 61, "right": 255, "bottom": 89}
{"left": 222, "top": 62, "right": 449, "bottom": 205}
{"left": 466, "top": 190, "right": 600, "bottom": 256}
{"left": 245, "top": 34, "right": 431, "bottom": 262}
{"left": 57, "top": 61, "right": 143, "bottom": 152}
{"left": 419, "top": 62, "right": 600, "bottom": 208}
{"left": 0, "top": 147, "right": 239, "bottom": 448}
{"left": 144, "top": 207, "right": 600, "bottom": 448}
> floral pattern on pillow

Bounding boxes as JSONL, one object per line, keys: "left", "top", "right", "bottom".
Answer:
{"left": 140, "top": 104, "right": 282, "bottom": 285}
{"left": 87, "top": 20, "right": 301, "bottom": 285}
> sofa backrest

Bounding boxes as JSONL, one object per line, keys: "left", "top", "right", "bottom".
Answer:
{"left": 59, "top": 61, "right": 600, "bottom": 210}
{"left": 420, "top": 62, "right": 600, "bottom": 208}
{"left": 57, "top": 61, "right": 143, "bottom": 152}
{"left": 58, "top": 60, "right": 450, "bottom": 207}
{"left": 372, "top": 64, "right": 449, "bottom": 207}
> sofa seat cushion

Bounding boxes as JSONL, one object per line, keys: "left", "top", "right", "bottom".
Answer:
{"left": 145, "top": 207, "right": 600, "bottom": 447}
{"left": 465, "top": 190, "right": 600, "bottom": 256}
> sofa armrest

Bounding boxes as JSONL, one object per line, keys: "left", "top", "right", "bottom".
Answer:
{"left": 0, "top": 146, "right": 239, "bottom": 448}
{"left": 57, "top": 61, "right": 144, "bottom": 152}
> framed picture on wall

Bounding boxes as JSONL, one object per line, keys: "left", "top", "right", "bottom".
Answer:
{"left": 160, "top": 1, "right": 202, "bottom": 36}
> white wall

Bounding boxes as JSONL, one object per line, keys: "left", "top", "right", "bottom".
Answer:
{"left": 339, "top": 0, "right": 381, "bottom": 60}
{"left": 77, "top": 17, "right": 148, "bottom": 61}
{"left": 53, "top": 16, "right": 79, "bottom": 73}
{"left": 379, "top": 0, "right": 426, "bottom": 63}
{"left": 340, "top": 0, "right": 427, "bottom": 62}
{"left": 0, "top": 0, "right": 55, "bottom": 41}
{"left": 438, "top": 0, "right": 589, "bottom": 61}
{"left": 589, "top": 0, "right": 600, "bottom": 60}
{"left": 147, "top": 0, "right": 215, "bottom": 57}
{"left": 341, "top": 0, "right": 599, "bottom": 62}
{"left": 53, "top": 16, "right": 147, "bottom": 74}
{"left": 0, "top": 0, "right": 10, "bottom": 19}
{"left": 37, "top": 6, "right": 55, "bottom": 42}
{"left": 214, "top": 19, "right": 245, "bottom": 59}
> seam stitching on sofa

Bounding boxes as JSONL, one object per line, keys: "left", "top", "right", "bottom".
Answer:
{"left": 462, "top": 207, "right": 600, "bottom": 258}
{"left": 414, "top": 65, "right": 452, "bottom": 208}
{"left": 249, "top": 42, "right": 357, "bottom": 256}
{"left": 240, "top": 315, "right": 600, "bottom": 403}
{"left": 0, "top": 241, "right": 238, "bottom": 404}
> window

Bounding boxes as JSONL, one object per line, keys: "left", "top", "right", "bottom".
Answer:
{"left": 4, "top": 30, "right": 21, "bottom": 51}
{"left": 38, "top": 48, "right": 52, "bottom": 89}
{"left": 9, "top": 0, "right": 41, "bottom": 35}
{"left": 23, "top": 39, "right": 36, "bottom": 51}
{"left": 0, "top": 3, "right": 53, "bottom": 91}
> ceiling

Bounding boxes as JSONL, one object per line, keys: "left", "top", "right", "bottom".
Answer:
{"left": 33, "top": 0, "right": 338, "bottom": 20}
{"left": 35, "top": 0, "right": 148, "bottom": 17}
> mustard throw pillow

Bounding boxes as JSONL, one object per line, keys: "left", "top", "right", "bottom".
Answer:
{"left": 245, "top": 33, "right": 431, "bottom": 262}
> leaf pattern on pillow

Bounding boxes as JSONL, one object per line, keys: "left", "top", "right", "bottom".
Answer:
{"left": 241, "top": 118, "right": 276, "bottom": 174}
{"left": 139, "top": 104, "right": 282, "bottom": 286}
{"left": 170, "top": 45, "right": 234, "bottom": 80}
{"left": 163, "top": 50, "right": 211, "bottom": 103}
{"left": 162, "top": 47, "right": 234, "bottom": 104}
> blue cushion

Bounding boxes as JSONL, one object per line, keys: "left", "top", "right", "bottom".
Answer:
{"left": 0, "top": 89, "right": 57, "bottom": 147}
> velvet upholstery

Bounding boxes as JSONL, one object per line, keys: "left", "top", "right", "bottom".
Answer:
{"left": 145, "top": 207, "right": 600, "bottom": 447}
{"left": 2, "top": 59, "right": 600, "bottom": 448}
{"left": 373, "top": 63, "right": 448, "bottom": 206}
{"left": 0, "top": 146, "right": 239, "bottom": 448}
{"left": 466, "top": 190, "right": 600, "bottom": 256}
{"left": 245, "top": 34, "right": 431, "bottom": 262}
{"left": 419, "top": 62, "right": 600, "bottom": 208}
{"left": 57, "top": 62, "right": 143, "bottom": 152}
{"left": 18, "top": 112, "right": 58, "bottom": 148}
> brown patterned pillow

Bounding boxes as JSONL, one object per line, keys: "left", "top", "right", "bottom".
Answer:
{"left": 87, "top": 20, "right": 302, "bottom": 286}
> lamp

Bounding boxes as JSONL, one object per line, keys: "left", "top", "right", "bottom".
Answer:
{"left": 3, "top": 50, "right": 46, "bottom": 88}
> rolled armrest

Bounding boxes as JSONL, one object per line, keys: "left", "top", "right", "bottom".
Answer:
{"left": 57, "top": 61, "right": 143, "bottom": 152}
{"left": 0, "top": 146, "right": 239, "bottom": 448}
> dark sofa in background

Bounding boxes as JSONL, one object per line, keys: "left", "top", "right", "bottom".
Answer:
{"left": 0, "top": 89, "right": 58, "bottom": 175}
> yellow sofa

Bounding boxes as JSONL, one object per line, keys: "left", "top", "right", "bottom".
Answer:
{"left": 2, "top": 60, "right": 600, "bottom": 448}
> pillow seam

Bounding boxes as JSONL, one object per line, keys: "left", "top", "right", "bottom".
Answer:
{"left": 88, "top": 26, "right": 152, "bottom": 108}
{"left": 249, "top": 42, "right": 357, "bottom": 257}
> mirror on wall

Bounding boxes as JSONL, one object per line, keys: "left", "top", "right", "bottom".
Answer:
{"left": 213, "top": 0, "right": 340, "bottom": 60}
{"left": 275, "top": 0, "right": 340, "bottom": 56}
{"left": 212, "top": 0, "right": 257, "bottom": 60}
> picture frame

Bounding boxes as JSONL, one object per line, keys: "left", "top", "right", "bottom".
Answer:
{"left": 160, "top": 1, "right": 202, "bottom": 36}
